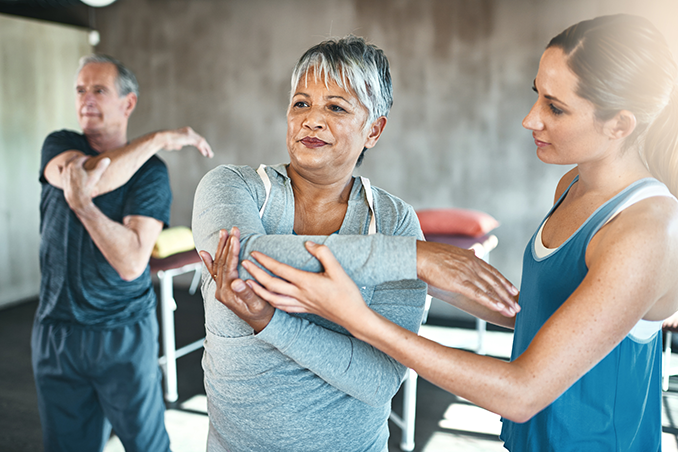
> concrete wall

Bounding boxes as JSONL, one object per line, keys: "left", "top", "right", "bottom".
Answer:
{"left": 0, "top": 14, "right": 91, "bottom": 309}
{"left": 90, "top": 0, "right": 678, "bottom": 318}
{"left": 91, "top": 0, "right": 678, "bottom": 295}
{"left": 2, "top": 0, "right": 677, "bottom": 309}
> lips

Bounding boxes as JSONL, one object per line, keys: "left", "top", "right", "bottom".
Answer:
{"left": 532, "top": 134, "right": 550, "bottom": 147}
{"left": 81, "top": 108, "right": 100, "bottom": 117}
{"left": 300, "top": 137, "right": 328, "bottom": 148}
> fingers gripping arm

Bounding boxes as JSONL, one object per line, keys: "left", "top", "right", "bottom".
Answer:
{"left": 61, "top": 154, "right": 163, "bottom": 280}
{"left": 200, "top": 228, "right": 275, "bottom": 333}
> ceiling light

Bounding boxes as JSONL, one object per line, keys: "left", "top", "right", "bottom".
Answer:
{"left": 81, "top": 0, "right": 117, "bottom": 7}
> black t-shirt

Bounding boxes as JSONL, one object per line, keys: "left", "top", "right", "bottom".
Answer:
{"left": 38, "top": 129, "right": 172, "bottom": 327}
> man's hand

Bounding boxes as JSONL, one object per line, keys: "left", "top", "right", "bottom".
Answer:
{"left": 200, "top": 228, "right": 275, "bottom": 333}
{"left": 155, "top": 127, "right": 213, "bottom": 158}
{"left": 62, "top": 154, "right": 111, "bottom": 212}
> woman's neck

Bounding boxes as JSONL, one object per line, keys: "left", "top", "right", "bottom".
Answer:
{"left": 574, "top": 146, "right": 652, "bottom": 198}
{"left": 286, "top": 164, "right": 355, "bottom": 235}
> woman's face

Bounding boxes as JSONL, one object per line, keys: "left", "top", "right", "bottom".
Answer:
{"left": 286, "top": 71, "right": 380, "bottom": 183}
{"left": 522, "top": 47, "right": 614, "bottom": 166}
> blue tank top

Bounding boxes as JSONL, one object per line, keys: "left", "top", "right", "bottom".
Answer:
{"left": 500, "top": 177, "right": 663, "bottom": 452}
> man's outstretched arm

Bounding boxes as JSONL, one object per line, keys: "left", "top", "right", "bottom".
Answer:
{"left": 43, "top": 126, "right": 212, "bottom": 197}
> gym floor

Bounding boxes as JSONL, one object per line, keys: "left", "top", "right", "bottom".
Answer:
{"left": 2, "top": 286, "right": 678, "bottom": 452}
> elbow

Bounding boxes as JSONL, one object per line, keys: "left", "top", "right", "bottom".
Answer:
{"left": 498, "top": 392, "right": 546, "bottom": 424}
{"left": 118, "top": 261, "right": 148, "bottom": 282}
{"left": 119, "top": 270, "right": 144, "bottom": 282}
{"left": 489, "top": 361, "right": 552, "bottom": 423}
{"left": 348, "top": 369, "right": 405, "bottom": 408}
{"left": 363, "top": 367, "right": 410, "bottom": 408}
{"left": 362, "top": 392, "right": 397, "bottom": 408}
{"left": 356, "top": 381, "right": 400, "bottom": 408}
{"left": 503, "top": 406, "right": 539, "bottom": 424}
{"left": 368, "top": 387, "right": 400, "bottom": 408}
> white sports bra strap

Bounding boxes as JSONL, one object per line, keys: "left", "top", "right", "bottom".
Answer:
{"left": 256, "top": 166, "right": 376, "bottom": 235}
{"left": 256, "top": 164, "right": 271, "bottom": 219}
{"left": 360, "top": 176, "right": 377, "bottom": 235}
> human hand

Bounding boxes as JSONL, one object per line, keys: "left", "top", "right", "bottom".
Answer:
{"left": 242, "top": 242, "right": 370, "bottom": 328}
{"left": 199, "top": 227, "right": 274, "bottom": 333}
{"left": 62, "top": 154, "right": 111, "bottom": 212}
{"left": 664, "top": 311, "right": 678, "bottom": 330}
{"left": 157, "top": 127, "right": 213, "bottom": 158}
{"left": 416, "top": 240, "right": 520, "bottom": 317}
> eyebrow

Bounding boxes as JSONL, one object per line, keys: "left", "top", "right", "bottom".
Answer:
{"left": 532, "top": 79, "right": 569, "bottom": 107}
{"left": 76, "top": 84, "right": 109, "bottom": 91}
{"left": 293, "top": 92, "right": 352, "bottom": 105}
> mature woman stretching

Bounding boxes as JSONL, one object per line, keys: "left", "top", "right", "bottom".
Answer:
{"left": 224, "top": 15, "right": 678, "bottom": 451}
{"left": 193, "top": 36, "right": 517, "bottom": 452}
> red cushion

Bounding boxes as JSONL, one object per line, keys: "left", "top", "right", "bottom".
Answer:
{"left": 150, "top": 249, "right": 201, "bottom": 273}
{"left": 416, "top": 208, "right": 499, "bottom": 237}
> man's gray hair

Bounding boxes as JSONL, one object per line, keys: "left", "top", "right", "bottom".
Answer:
{"left": 77, "top": 54, "right": 139, "bottom": 98}
{"left": 290, "top": 35, "right": 393, "bottom": 127}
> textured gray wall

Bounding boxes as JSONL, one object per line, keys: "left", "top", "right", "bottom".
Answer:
{"left": 0, "top": 14, "right": 91, "bottom": 309}
{"left": 3, "top": 0, "right": 669, "bottom": 310}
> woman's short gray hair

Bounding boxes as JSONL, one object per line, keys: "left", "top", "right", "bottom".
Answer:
{"left": 77, "top": 54, "right": 139, "bottom": 98}
{"left": 290, "top": 35, "right": 393, "bottom": 127}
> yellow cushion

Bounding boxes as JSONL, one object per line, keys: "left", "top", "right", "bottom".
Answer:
{"left": 152, "top": 226, "right": 195, "bottom": 259}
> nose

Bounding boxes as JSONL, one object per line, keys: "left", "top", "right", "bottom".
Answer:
{"left": 79, "top": 89, "right": 96, "bottom": 105}
{"left": 522, "top": 101, "right": 544, "bottom": 131}
{"left": 302, "top": 106, "right": 326, "bottom": 131}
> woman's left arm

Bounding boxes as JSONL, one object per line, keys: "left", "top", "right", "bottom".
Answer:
{"left": 256, "top": 279, "right": 426, "bottom": 407}
{"left": 250, "top": 198, "right": 678, "bottom": 421}
{"left": 200, "top": 204, "right": 428, "bottom": 406}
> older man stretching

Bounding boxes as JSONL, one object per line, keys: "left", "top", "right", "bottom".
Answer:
{"left": 32, "top": 54, "right": 212, "bottom": 452}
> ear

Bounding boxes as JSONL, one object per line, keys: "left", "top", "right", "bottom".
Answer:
{"left": 604, "top": 109, "right": 636, "bottom": 140}
{"left": 363, "top": 116, "right": 388, "bottom": 149}
{"left": 123, "top": 93, "right": 138, "bottom": 118}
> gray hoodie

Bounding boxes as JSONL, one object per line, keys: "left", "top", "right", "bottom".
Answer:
{"left": 192, "top": 164, "right": 426, "bottom": 452}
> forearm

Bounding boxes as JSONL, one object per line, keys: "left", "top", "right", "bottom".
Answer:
{"left": 427, "top": 286, "right": 516, "bottom": 329}
{"left": 239, "top": 233, "right": 417, "bottom": 287}
{"left": 257, "top": 310, "right": 407, "bottom": 406}
{"left": 83, "top": 131, "right": 164, "bottom": 196}
{"left": 347, "top": 307, "right": 541, "bottom": 422}
{"left": 73, "top": 204, "right": 156, "bottom": 281}
{"left": 257, "top": 281, "right": 427, "bottom": 406}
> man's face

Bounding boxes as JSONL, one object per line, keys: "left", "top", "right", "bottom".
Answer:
{"left": 75, "top": 62, "right": 134, "bottom": 135}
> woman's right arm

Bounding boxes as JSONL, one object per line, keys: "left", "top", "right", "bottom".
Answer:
{"left": 192, "top": 165, "right": 417, "bottom": 286}
{"left": 193, "top": 165, "right": 518, "bottom": 313}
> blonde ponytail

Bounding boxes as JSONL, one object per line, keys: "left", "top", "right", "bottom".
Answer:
{"left": 644, "top": 85, "right": 678, "bottom": 197}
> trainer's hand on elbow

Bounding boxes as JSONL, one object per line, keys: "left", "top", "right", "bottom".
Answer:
{"left": 416, "top": 240, "right": 519, "bottom": 317}
{"left": 199, "top": 228, "right": 273, "bottom": 333}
